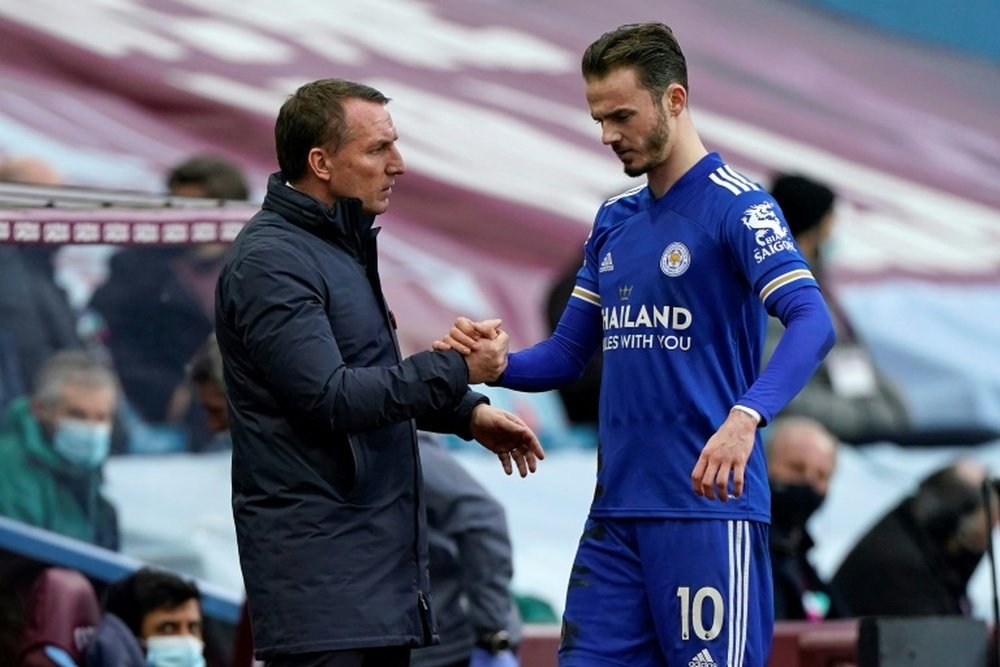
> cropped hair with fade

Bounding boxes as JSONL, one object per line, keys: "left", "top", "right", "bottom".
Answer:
{"left": 275, "top": 78, "right": 390, "bottom": 182}
{"left": 581, "top": 22, "right": 688, "bottom": 103}
{"left": 103, "top": 567, "right": 201, "bottom": 639}
{"left": 33, "top": 350, "right": 117, "bottom": 407}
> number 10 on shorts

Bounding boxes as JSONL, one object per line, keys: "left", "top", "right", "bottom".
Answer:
{"left": 676, "top": 586, "right": 724, "bottom": 641}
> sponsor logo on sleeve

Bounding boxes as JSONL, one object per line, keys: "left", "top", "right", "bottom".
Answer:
{"left": 741, "top": 202, "right": 795, "bottom": 263}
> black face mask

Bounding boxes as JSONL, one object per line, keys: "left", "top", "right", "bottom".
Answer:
{"left": 770, "top": 481, "right": 826, "bottom": 531}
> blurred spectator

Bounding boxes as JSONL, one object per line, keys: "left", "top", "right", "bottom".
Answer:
{"left": 545, "top": 260, "right": 601, "bottom": 428}
{"left": 0, "top": 155, "right": 62, "bottom": 186}
{"left": 85, "top": 566, "right": 204, "bottom": 667}
{"left": 166, "top": 154, "right": 250, "bottom": 201}
{"left": 832, "top": 458, "right": 998, "bottom": 616}
{"left": 766, "top": 417, "right": 849, "bottom": 621}
{"left": 186, "top": 333, "right": 230, "bottom": 451}
{"left": 764, "top": 174, "right": 910, "bottom": 443}
{"left": 87, "top": 155, "right": 248, "bottom": 452}
{"left": 415, "top": 432, "right": 520, "bottom": 667}
{"left": 0, "top": 156, "right": 83, "bottom": 394}
{"left": 0, "top": 350, "right": 118, "bottom": 549}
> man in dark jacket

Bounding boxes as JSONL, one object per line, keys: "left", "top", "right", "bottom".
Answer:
{"left": 215, "top": 78, "right": 543, "bottom": 667}
{"left": 832, "top": 458, "right": 997, "bottom": 617}
{"left": 766, "top": 417, "right": 849, "bottom": 621}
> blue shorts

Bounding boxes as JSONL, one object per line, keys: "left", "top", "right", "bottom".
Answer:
{"left": 559, "top": 518, "right": 772, "bottom": 667}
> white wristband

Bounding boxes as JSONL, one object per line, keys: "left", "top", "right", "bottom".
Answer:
{"left": 731, "top": 405, "right": 762, "bottom": 425}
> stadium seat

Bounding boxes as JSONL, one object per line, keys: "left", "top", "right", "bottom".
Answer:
{"left": 18, "top": 567, "right": 100, "bottom": 667}
{"left": 769, "top": 619, "right": 858, "bottom": 667}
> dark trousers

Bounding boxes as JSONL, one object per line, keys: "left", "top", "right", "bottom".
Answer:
{"left": 266, "top": 647, "right": 411, "bottom": 667}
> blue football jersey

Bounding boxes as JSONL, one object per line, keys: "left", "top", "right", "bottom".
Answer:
{"left": 568, "top": 153, "right": 817, "bottom": 521}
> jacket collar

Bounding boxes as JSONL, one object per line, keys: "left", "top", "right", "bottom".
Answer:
{"left": 262, "top": 172, "right": 377, "bottom": 245}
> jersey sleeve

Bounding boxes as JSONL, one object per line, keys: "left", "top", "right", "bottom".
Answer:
{"left": 721, "top": 192, "right": 818, "bottom": 309}
{"left": 501, "top": 211, "right": 605, "bottom": 390}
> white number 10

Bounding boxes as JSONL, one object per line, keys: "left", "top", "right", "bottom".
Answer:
{"left": 676, "top": 586, "right": 724, "bottom": 641}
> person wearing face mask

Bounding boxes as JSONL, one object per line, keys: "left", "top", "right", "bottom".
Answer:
{"left": 762, "top": 174, "right": 910, "bottom": 444}
{"left": 766, "top": 417, "right": 849, "bottom": 621}
{"left": 84, "top": 567, "right": 205, "bottom": 667}
{"left": 0, "top": 349, "right": 119, "bottom": 550}
{"left": 833, "top": 458, "right": 999, "bottom": 617}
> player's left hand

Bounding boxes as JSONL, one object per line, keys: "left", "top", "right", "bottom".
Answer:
{"left": 690, "top": 409, "right": 758, "bottom": 501}
{"left": 470, "top": 404, "right": 545, "bottom": 477}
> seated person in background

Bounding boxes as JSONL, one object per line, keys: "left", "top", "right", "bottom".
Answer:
{"left": 186, "top": 333, "right": 230, "bottom": 451}
{"left": 766, "top": 417, "right": 850, "bottom": 621}
{"left": 832, "top": 458, "right": 998, "bottom": 616}
{"left": 764, "top": 174, "right": 909, "bottom": 443}
{"left": 166, "top": 154, "right": 251, "bottom": 201}
{"left": 87, "top": 155, "right": 249, "bottom": 452}
{"left": 85, "top": 566, "right": 204, "bottom": 667}
{"left": 0, "top": 155, "right": 62, "bottom": 186}
{"left": 415, "top": 432, "right": 520, "bottom": 667}
{"left": 0, "top": 156, "right": 83, "bottom": 394}
{"left": 0, "top": 350, "right": 118, "bottom": 550}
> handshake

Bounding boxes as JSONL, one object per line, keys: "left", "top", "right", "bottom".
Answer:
{"left": 433, "top": 317, "right": 508, "bottom": 385}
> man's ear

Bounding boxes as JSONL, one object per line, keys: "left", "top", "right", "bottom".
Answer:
{"left": 307, "top": 146, "right": 333, "bottom": 182}
{"left": 664, "top": 83, "right": 687, "bottom": 115}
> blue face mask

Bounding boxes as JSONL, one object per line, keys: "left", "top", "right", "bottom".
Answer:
{"left": 144, "top": 635, "right": 206, "bottom": 667}
{"left": 52, "top": 418, "right": 111, "bottom": 469}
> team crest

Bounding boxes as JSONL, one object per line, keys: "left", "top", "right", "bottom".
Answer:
{"left": 660, "top": 242, "right": 691, "bottom": 277}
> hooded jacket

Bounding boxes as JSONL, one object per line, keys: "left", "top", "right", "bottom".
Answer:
{"left": 215, "top": 174, "right": 486, "bottom": 658}
{"left": 0, "top": 397, "right": 118, "bottom": 550}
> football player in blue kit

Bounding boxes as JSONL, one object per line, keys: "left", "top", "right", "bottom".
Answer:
{"left": 436, "top": 22, "right": 835, "bottom": 667}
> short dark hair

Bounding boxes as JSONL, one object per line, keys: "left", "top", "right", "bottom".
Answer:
{"left": 167, "top": 155, "right": 249, "bottom": 200}
{"left": 188, "top": 333, "right": 224, "bottom": 391}
{"left": 770, "top": 174, "right": 836, "bottom": 238}
{"left": 275, "top": 78, "right": 390, "bottom": 182}
{"left": 103, "top": 567, "right": 201, "bottom": 637}
{"left": 581, "top": 23, "right": 688, "bottom": 102}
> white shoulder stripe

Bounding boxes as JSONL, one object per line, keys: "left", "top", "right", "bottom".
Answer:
{"left": 571, "top": 285, "right": 601, "bottom": 307}
{"left": 603, "top": 184, "right": 645, "bottom": 207}
{"left": 714, "top": 167, "right": 753, "bottom": 192}
{"left": 722, "top": 164, "right": 760, "bottom": 191}
{"left": 759, "top": 269, "right": 814, "bottom": 303}
{"left": 709, "top": 172, "right": 743, "bottom": 196}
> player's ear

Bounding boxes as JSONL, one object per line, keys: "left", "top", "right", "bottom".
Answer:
{"left": 664, "top": 83, "right": 687, "bottom": 115}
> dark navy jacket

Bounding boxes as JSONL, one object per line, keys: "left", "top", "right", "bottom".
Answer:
{"left": 215, "top": 174, "right": 487, "bottom": 658}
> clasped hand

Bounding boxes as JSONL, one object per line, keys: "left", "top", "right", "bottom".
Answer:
{"left": 433, "top": 317, "right": 509, "bottom": 384}
{"left": 434, "top": 317, "right": 544, "bottom": 477}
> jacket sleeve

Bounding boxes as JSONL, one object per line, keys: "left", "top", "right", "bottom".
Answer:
{"left": 417, "top": 389, "right": 489, "bottom": 441}
{"left": 221, "top": 247, "right": 475, "bottom": 434}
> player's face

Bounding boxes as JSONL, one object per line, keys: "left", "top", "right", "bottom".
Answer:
{"left": 586, "top": 67, "right": 671, "bottom": 177}
{"left": 321, "top": 98, "right": 405, "bottom": 215}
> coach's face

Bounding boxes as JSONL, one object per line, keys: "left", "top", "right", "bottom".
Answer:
{"left": 315, "top": 98, "right": 406, "bottom": 215}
